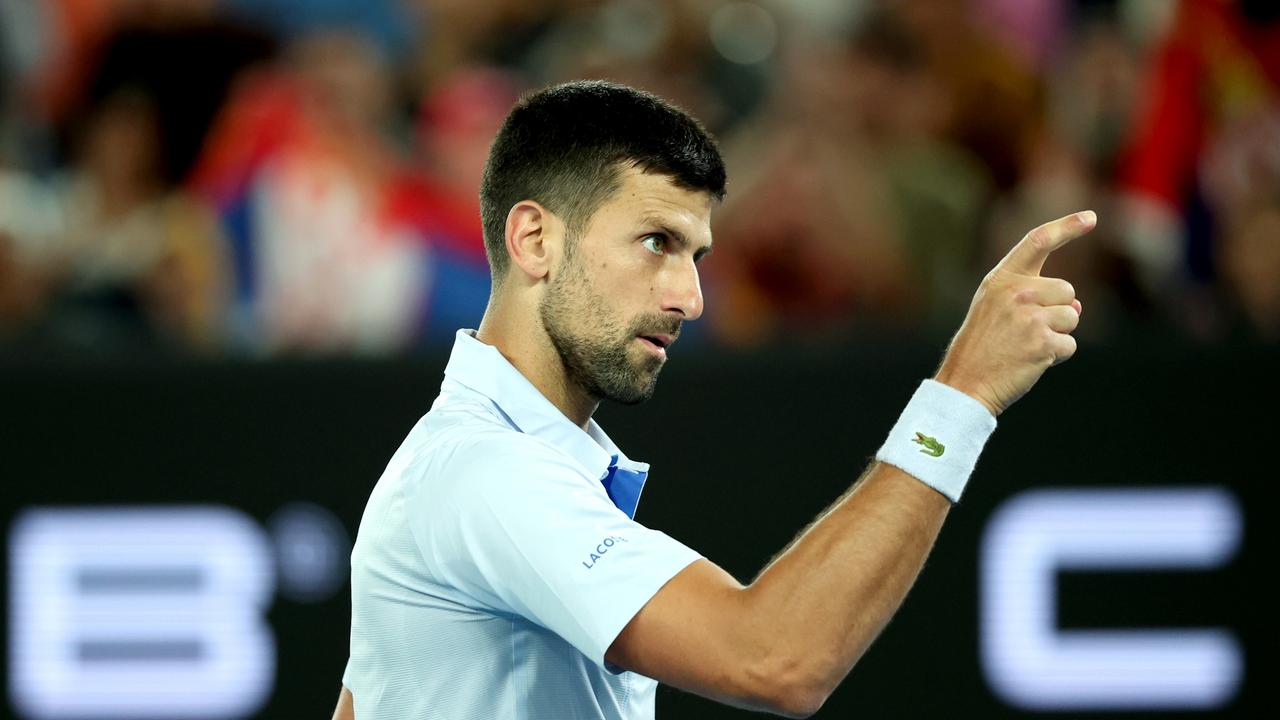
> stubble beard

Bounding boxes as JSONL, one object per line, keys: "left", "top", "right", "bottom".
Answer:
{"left": 539, "top": 256, "right": 670, "bottom": 406}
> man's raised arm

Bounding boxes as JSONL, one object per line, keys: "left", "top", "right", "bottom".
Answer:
{"left": 606, "top": 211, "right": 1097, "bottom": 718}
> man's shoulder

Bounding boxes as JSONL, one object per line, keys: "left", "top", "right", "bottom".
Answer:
{"left": 406, "top": 397, "right": 590, "bottom": 490}
{"left": 440, "top": 427, "right": 587, "bottom": 483}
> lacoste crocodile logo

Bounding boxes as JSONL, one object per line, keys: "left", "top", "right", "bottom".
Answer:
{"left": 912, "top": 432, "right": 944, "bottom": 457}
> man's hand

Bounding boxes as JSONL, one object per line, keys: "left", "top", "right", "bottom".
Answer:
{"left": 935, "top": 211, "right": 1096, "bottom": 416}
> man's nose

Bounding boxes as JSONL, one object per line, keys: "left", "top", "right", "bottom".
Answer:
{"left": 661, "top": 259, "right": 704, "bottom": 321}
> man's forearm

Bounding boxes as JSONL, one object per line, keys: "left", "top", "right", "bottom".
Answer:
{"left": 740, "top": 461, "right": 950, "bottom": 702}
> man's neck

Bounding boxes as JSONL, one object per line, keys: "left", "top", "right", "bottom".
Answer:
{"left": 476, "top": 306, "right": 599, "bottom": 431}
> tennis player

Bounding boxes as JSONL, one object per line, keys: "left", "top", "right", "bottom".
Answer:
{"left": 332, "top": 80, "right": 1092, "bottom": 719}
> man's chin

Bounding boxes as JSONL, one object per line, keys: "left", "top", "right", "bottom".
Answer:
{"left": 601, "top": 369, "right": 661, "bottom": 406}
{"left": 607, "top": 387, "right": 656, "bottom": 406}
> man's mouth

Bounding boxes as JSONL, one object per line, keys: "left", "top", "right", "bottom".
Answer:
{"left": 637, "top": 333, "right": 675, "bottom": 358}
{"left": 639, "top": 333, "right": 674, "bottom": 349}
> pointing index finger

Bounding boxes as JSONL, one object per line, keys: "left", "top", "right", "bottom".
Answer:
{"left": 998, "top": 211, "right": 1097, "bottom": 276}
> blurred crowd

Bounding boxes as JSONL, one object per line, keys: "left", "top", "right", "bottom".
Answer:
{"left": 0, "top": 0, "right": 1277, "bottom": 356}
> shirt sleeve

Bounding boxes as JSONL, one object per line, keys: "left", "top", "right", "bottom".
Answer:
{"left": 407, "top": 432, "right": 702, "bottom": 669}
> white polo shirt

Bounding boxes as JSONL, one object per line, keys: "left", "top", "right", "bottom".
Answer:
{"left": 342, "top": 330, "right": 702, "bottom": 719}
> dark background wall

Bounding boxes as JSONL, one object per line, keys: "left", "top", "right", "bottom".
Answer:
{"left": 1, "top": 337, "right": 1274, "bottom": 718}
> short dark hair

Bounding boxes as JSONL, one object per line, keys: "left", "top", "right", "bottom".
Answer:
{"left": 479, "top": 80, "right": 726, "bottom": 283}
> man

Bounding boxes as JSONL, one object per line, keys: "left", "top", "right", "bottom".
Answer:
{"left": 333, "top": 80, "right": 1092, "bottom": 719}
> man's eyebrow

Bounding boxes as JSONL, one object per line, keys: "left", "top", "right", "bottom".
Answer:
{"left": 640, "top": 216, "right": 713, "bottom": 260}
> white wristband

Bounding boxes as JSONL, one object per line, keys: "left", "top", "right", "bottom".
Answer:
{"left": 875, "top": 379, "right": 997, "bottom": 502}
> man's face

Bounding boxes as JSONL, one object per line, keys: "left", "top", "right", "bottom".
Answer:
{"left": 540, "top": 166, "right": 713, "bottom": 405}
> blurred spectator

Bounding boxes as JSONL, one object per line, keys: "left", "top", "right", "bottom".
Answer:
{"left": 0, "top": 86, "right": 228, "bottom": 350}
{"left": 401, "top": 66, "right": 521, "bottom": 345}
{"left": 1114, "top": 0, "right": 1280, "bottom": 338}
{"left": 222, "top": 0, "right": 418, "bottom": 61}
{"left": 522, "top": 0, "right": 776, "bottom": 135}
{"left": 0, "top": 4, "right": 269, "bottom": 351}
{"left": 1201, "top": 99, "right": 1280, "bottom": 340}
{"left": 408, "top": 0, "right": 555, "bottom": 91}
{"left": 1218, "top": 202, "right": 1280, "bottom": 341}
{"left": 192, "top": 31, "right": 430, "bottom": 353}
{"left": 1, "top": 0, "right": 119, "bottom": 145}
{"left": 705, "top": 8, "right": 989, "bottom": 345}
{"left": 973, "top": 0, "right": 1070, "bottom": 72}
{"left": 0, "top": 229, "right": 50, "bottom": 335}
{"left": 894, "top": 0, "right": 1044, "bottom": 191}
{"left": 0, "top": 1, "right": 270, "bottom": 165}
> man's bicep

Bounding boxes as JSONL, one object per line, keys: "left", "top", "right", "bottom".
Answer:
{"left": 606, "top": 558, "right": 778, "bottom": 711}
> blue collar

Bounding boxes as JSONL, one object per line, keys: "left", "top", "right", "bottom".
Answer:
{"left": 442, "top": 329, "right": 650, "bottom": 518}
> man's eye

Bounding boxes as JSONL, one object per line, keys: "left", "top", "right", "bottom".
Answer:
{"left": 641, "top": 235, "right": 666, "bottom": 255}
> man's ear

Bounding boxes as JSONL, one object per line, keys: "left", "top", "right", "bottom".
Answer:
{"left": 505, "top": 200, "right": 560, "bottom": 281}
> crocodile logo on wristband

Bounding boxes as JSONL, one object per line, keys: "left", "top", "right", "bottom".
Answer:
{"left": 912, "top": 432, "right": 945, "bottom": 457}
